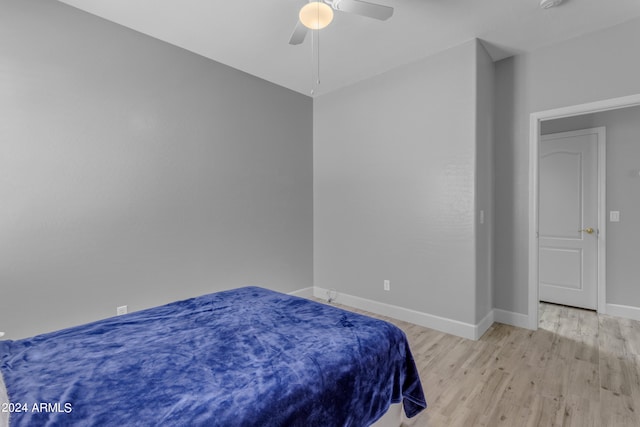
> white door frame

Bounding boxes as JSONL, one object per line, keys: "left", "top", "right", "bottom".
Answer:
{"left": 528, "top": 93, "right": 640, "bottom": 330}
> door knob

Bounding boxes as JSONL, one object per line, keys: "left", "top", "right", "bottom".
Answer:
{"left": 579, "top": 227, "right": 595, "bottom": 234}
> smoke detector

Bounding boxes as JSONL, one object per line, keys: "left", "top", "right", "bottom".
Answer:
{"left": 540, "top": 0, "right": 563, "bottom": 8}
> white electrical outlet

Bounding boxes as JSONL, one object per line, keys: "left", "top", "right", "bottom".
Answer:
{"left": 116, "top": 305, "right": 128, "bottom": 316}
{"left": 0, "top": 332, "right": 5, "bottom": 338}
{"left": 383, "top": 280, "right": 390, "bottom": 291}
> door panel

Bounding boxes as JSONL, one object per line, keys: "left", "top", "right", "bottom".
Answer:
{"left": 539, "top": 129, "right": 599, "bottom": 310}
{"left": 539, "top": 152, "right": 582, "bottom": 238}
{"left": 539, "top": 247, "right": 582, "bottom": 290}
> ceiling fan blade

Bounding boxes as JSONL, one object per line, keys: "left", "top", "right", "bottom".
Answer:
{"left": 289, "top": 20, "right": 308, "bottom": 45}
{"left": 333, "top": 0, "right": 394, "bottom": 21}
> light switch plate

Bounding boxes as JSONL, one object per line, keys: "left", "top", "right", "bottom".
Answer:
{"left": 610, "top": 211, "right": 620, "bottom": 222}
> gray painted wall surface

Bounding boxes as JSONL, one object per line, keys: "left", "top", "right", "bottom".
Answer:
{"left": 542, "top": 106, "right": 640, "bottom": 307}
{"left": 314, "top": 41, "right": 479, "bottom": 324}
{"left": 475, "top": 41, "right": 494, "bottom": 323}
{"left": 0, "top": 0, "right": 313, "bottom": 339}
{"left": 494, "top": 18, "right": 640, "bottom": 314}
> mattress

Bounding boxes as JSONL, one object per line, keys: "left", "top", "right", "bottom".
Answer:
{"left": 0, "top": 369, "right": 8, "bottom": 427}
{"left": 0, "top": 286, "right": 426, "bottom": 426}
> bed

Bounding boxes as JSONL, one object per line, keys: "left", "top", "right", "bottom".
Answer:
{"left": 0, "top": 286, "right": 426, "bottom": 426}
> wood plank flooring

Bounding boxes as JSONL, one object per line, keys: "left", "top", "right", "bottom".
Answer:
{"left": 329, "top": 301, "right": 640, "bottom": 426}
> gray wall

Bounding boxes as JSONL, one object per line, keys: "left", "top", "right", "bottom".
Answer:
{"left": 494, "top": 18, "right": 640, "bottom": 315}
{"left": 314, "top": 40, "right": 483, "bottom": 324}
{"left": 541, "top": 106, "right": 640, "bottom": 307}
{"left": 0, "top": 0, "right": 313, "bottom": 339}
{"left": 475, "top": 41, "right": 494, "bottom": 323}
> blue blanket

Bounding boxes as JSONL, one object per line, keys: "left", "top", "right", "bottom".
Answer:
{"left": 0, "top": 287, "right": 426, "bottom": 426}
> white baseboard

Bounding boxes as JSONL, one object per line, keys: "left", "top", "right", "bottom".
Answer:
{"left": 287, "top": 287, "right": 315, "bottom": 299}
{"left": 606, "top": 303, "right": 640, "bottom": 322}
{"left": 296, "top": 288, "right": 614, "bottom": 334}
{"left": 493, "top": 308, "right": 530, "bottom": 329}
{"left": 312, "top": 287, "right": 490, "bottom": 340}
{"left": 475, "top": 310, "right": 495, "bottom": 340}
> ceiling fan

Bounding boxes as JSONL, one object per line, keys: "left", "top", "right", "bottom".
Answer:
{"left": 289, "top": 0, "right": 394, "bottom": 45}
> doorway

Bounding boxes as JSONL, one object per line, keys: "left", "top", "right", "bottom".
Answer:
{"left": 528, "top": 93, "right": 640, "bottom": 330}
{"left": 538, "top": 127, "right": 604, "bottom": 310}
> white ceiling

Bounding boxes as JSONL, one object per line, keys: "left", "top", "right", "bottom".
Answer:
{"left": 57, "top": 0, "right": 640, "bottom": 97}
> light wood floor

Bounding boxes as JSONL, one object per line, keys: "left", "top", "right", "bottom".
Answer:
{"left": 332, "top": 301, "right": 640, "bottom": 427}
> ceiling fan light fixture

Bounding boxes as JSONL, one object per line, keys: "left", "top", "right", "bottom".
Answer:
{"left": 299, "top": 2, "right": 334, "bottom": 30}
{"left": 539, "top": 0, "right": 563, "bottom": 9}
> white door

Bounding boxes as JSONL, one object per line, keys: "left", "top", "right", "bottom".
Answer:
{"left": 538, "top": 128, "right": 603, "bottom": 310}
